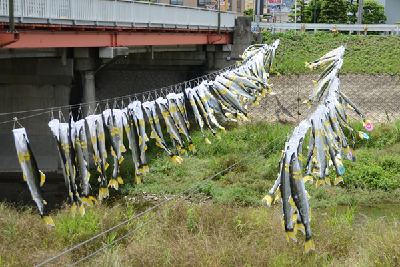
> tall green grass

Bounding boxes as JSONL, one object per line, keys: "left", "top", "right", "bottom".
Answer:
{"left": 263, "top": 31, "right": 400, "bottom": 75}
{"left": 89, "top": 119, "right": 400, "bottom": 208}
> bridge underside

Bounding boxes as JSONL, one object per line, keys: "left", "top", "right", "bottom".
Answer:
{"left": 0, "top": 23, "right": 232, "bottom": 48}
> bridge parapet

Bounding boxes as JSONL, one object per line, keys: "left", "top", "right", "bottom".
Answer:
{"left": 0, "top": 0, "right": 235, "bottom": 30}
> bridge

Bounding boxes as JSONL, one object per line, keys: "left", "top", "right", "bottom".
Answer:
{"left": 0, "top": 1, "right": 252, "bottom": 172}
{"left": 0, "top": 0, "right": 236, "bottom": 48}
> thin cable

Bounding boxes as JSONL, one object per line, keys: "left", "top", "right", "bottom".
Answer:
{"left": 67, "top": 138, "right": 282, "bottom": 267}
{"left": 0, "top": 111, "right": 51, "bottom": 125}
{"left": 35, "top": 129, "right": 281, "bottom": 267}
{"left": 229, "top": 134, "right": 288, "bottom": 172}
{"left": 0, "top": 63, "right": 239, "bottom": 117}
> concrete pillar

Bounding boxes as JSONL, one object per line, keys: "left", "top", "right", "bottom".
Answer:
{"left": 82, "top": 71, "right": 96, "bottom": 117}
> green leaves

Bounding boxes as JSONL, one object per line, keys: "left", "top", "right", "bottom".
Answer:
{"left": 320, "top": 0, "right": 348, "bottom": 23}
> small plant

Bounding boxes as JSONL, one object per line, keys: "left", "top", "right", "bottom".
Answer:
{"left": 186, "top": 207, "right": 197, "bottom": 233}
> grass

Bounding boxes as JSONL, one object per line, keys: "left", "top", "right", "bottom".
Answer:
{"left": 263, "top": 31, "right": 400, "bottom": 75}
{"left": 1, "top": 200, "right": 400, "bottom": 266}
{"left": 91, "top": 120, "right": 294, "bottom": 206}
{"left": 3, "top": 119, "right": 400, "bottom": 266}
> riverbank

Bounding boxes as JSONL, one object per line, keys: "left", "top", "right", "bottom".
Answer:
{"left": 2, "top": 120, "right": 400, "bottom": 266}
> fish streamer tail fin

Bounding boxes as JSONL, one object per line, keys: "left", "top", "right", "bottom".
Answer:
{"left": 41, "top": 215, "right": 55, "bottom": 226}
{"left": 305, "top": 238, "right": 315, "bottom": 253}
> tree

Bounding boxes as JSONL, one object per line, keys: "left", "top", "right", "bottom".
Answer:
{"left": 303, "top": 0, "right": 323, "bottom": 23}
{"left": 362, "top": 0, "right": 386, "bottom": 24}
{"left": 320, "top": 0, "right": 348, "bottom": 23}
{"left": 243, "top": 8, "right": 253, "bottom": 18}
{"left": 347, "top": 0, "right": 386, "bottom": 24}
{"left": 288, "top": 1, "right": 308, "bottom": 23}
{"left": 347, "top": 0, "right": 359, "bottom": 24}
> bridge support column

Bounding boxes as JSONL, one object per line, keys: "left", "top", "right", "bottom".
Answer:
{"left": 82, "top": 71, "right": 96, "bottom": 117}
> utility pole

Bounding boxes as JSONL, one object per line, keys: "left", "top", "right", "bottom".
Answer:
{"left": 357, "top": 0, "right": 363, "bottom": 24}
{"left": 9, "top": 0, "right": 15, "bottom": 33}
{"left": 295, "top": 0, "right": 297, "bottom": 33}
{"left": 217, "top": 0, "right": 221, "bottom": 35}
{"left": 256, "top": 0, "right": 261, "bottom": 31}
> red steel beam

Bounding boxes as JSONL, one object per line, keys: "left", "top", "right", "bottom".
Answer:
{"left": 0, "top": 31, "right": 231, "bottom": 48}
{"left": 0, "top": 32, "right": 20, "bottom": 48}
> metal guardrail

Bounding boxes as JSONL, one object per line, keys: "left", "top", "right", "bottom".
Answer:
{"left": 252, "top": 22, "right": 400, "bottom": 35}
{"left": 0, "top": 0, "right": 236, "bottom": 30}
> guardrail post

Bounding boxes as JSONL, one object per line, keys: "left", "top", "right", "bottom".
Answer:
{"left": 94, "top": 0, "right": 98, "bottom": 26}
{"left": 70, "top": 0, "right": 75, "bottom": 21}
{"left": 174, "top": 7, "right": 177, "bottom": 28}
{"left": 148, "top": 2, "right": 151, "bottom": 28}
{"left": 20, "top": 0, "right": 23, "bottom": 23}
{"left": 131, "top": 0, "right": 135, "bottom": 27}
{"left": 187, "top": 7, "right": 190, "bottom": 29}
{"left": 114, "top": 0, "right": 117, "bottom": 26}
{"left": 46, "top": 0, "right": 51, "bottom": 24}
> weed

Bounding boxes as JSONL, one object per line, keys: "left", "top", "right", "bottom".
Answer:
{"left": 186, "top": 207, "right": 197, "bottom": 233}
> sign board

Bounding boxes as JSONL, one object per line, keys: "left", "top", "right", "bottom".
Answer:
{"left": 268, "top": 0, "right": 281, "bottom": 4}
{"left": 205, "top": 4, "right": 216, "bottom": 9}
{"left": 268, "top": 5, "right": 280, "bottom": 9}
{"left": 251, "top": 26, "right": 256, "bottom": 32}
{"left": 220, "top": 0, "right": 225, "bottom": 6}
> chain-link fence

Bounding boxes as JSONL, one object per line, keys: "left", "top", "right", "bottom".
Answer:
{"left": 96, "top": 67, "right": 400, "bottom": 125}
{"left": 248, "top": 74, "right": 400, "bottom": 124}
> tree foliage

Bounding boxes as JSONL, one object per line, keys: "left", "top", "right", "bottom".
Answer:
{"left": 243, "top": 8, "right": 253, "bottom": 18}
{"left": 347, "top": 0, "right": 359, "bottom": 24}
{"left": 288, "top": 0, "right": 308, "bottom": 23}
{"left": 303, "top": 0, "right": 323, "bottom": 23}
{"left": 320, "top": 0, "right": 348, "bottom": 23}
{"left": 362, "top": 0, "right": 386, "bottom": 24}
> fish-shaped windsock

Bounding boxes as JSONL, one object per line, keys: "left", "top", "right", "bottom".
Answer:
{"left": 156, "top": 97, "right": 187, "bottom": 157}
{"left": 185, "top": 88, "right": 211, "bottom": 144}
{"left": 192, "top": 86, "right": 222, "bottom": 140}
{"left": 103, "top": 109, "right": 125, "bottom": 190}
{"left": 74, "top": 119, "right": 97, "bottom": 206}
{"left": 196, "top": 82, "right": 226, "bottom": 133}
{"left": 86, "top": 114, "right": 109, "bottom": 199}
{"left": 215, "top": 74, "right": 256, "bottom": 108}
{"left": 174, "top": 92, "right": 190, "bottom": 129}
{"left": 142, "top": 101, "right": 182, "bottom": 165}
{"left": 49, "top": 119, "right": 74, "bottom": 207}
{"left": 280, "top": 151, "right": 296, "bottom": 242}
{"left": 212, "top": 80, "right": 248, "bottom": 120}
{"left": 131, "top": 101, "right": 149, "bottom": 173}
{"left": 265, "top": 45, "right": 372, "bottom": 253}
{"left": 167, "top": 93, "right": 196, "bottom": 154}
{"left": 288, "top": 149, "right": 315, "bottom": 253}
{"left": 305, "top": 46, "right": 344, "bottom": 71}
{"left": 121, "top": 107, "right": 143, "bottom": 184}
{"left": 60, "top": 120, "right": 85, "bottom": 216}
{"left": 13, "top": 128, "right": 55, "bottom": 226}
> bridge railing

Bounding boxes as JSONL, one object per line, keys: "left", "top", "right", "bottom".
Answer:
{"left": 252, "top": 22, "right": 400, "bottom": 35}
{"left": 0, "top": 0, "right": 236, "bottom": 30}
